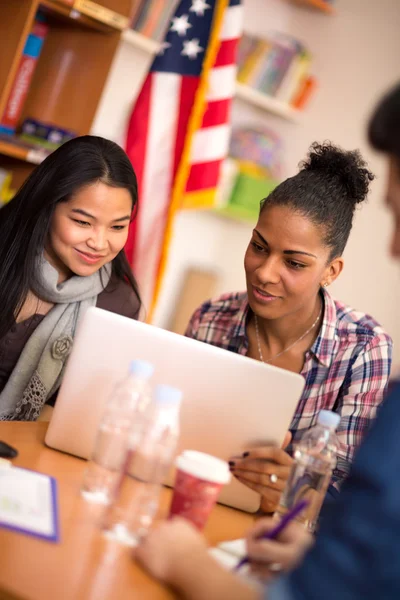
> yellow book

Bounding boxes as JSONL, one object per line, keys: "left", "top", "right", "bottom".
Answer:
{"left": 275, "top": 51, "right": 311, "bottom": 105}
{"left": 73, "top": 0, "right": 129, "bottom": 30}
{"left": 237, "top": 40, "right": 271, "bottom": 85}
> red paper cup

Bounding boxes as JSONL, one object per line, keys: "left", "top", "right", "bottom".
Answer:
{"left": 169, "top": 450, "right": 231, "bottom": 530}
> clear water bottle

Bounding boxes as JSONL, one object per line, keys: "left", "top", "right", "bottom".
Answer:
{"left": 102, "top": 383, "right": 182, "bottom": 546}
{"left": 274, "top": 410, "right": 340, "bottom": 533}
{"left": 81, "top": 359, "right": 154, "bottom": 505}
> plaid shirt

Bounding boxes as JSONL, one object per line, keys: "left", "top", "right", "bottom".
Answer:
{"left": 185, "top": 289, "right": 392, "bottom": 489}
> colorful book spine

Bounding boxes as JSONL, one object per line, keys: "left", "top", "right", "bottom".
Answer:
{"left": 291, "top": 75, "right": 317, "bottom": 109}
{"left": 0, "top": 168, "right": 14, "bottom": 206}
{"left": 0, "top": 21, "right": 48, "bottom": 136}
{"left": 237, "top": 40, "right": 271, "bottom": 85}
{"left": 132, "top": 0, "right": 180, "bottom": 41}
{"left": 275, "top": 51, "right": 311, "bottom": 104}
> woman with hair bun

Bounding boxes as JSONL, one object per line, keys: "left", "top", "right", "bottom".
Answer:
{"left": 185, "top": 142, "right": 392, "bottom": 512}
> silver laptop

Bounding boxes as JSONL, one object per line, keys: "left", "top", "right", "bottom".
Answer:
{"left": 45, "top": 307, "right": 304, "bottom": 512}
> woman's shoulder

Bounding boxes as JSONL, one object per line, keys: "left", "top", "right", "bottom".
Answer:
{"left": 96, "top": 275, "right": 140, "bottom": 320}
{"left": 333, "top": 296, "right": 392, "bottom": 349}
{"left": 192, "top": 291, "right": 248, "bottom": 321}
{"left": 185, "top": 291, "right": 248, "bottom": 337}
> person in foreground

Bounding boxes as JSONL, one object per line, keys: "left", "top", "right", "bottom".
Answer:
{"left": 186, "top": 141, "right": 392, "bottom": 512}
{"left": 0, "top": 135, "right": 141, "bottom": 421}
{"left": 134, "top": 82, "right": 400, "bottom": 599}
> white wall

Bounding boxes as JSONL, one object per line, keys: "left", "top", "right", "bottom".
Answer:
{"left": 92, "top": 0, "right": 400, "bottom": 359}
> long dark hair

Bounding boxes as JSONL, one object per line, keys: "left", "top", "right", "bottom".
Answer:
{"left": 0, "top": 135, "right": 141, "bottom": 338}
{"left": 260, "top": 141, "right": 374, "bottom": 259}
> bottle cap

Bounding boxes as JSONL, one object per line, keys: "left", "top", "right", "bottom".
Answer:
{"left": 154, "top": 384, "right": 182, "bottom": 407}
{"left": 129, "top": 360, "right": 154, "bottom": 380}
{"left": 317, "top": 410, "right": 340, "bottom": 430}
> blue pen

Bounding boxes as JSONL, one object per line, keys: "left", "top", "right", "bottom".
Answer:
{"left": 234, "top": 499, "right": 309, "bottom": 571}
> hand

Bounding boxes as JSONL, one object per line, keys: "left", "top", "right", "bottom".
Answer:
{"left": 135, "top": 518, "right": 261, "bottom": 600}
{"left": 230, "top": 434, "right": 293, "bottom": 514}
{"left": 246, "top": 517, "right": 314, "bottom": 580}
{"left": 134, "top": 518, "right": 207, "bottom": 585}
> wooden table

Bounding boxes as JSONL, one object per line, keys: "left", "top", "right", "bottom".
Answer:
{"left": 0, "top": 423, "right": 254, "bottom": 600}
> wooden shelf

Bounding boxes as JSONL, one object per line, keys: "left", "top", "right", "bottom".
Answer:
{"left": 288, "top": 0, "right": 335, "bottom": 14}
{"left": 39, "top": 0, "right": 119, "bottom": 33}
{"left": 235, "top": 83, "right": 300, "bottom": 123}
{"left": 0, "top": 137, "right": 49, "bottom": 165}
{"left": 121, "top": 29, "right": 161, "bottom": 54}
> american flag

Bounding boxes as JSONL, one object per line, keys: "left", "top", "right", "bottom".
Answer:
{"left": 125, "top": 0, "right": 243, "bottom": 315}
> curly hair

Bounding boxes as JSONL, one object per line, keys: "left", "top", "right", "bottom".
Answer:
{"left": 260, "top": 141, "right": 375, "bottom": 259}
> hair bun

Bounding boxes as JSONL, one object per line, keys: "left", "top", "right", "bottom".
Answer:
{"left": 300, "top": 141, "right": 375, "bottom": 206}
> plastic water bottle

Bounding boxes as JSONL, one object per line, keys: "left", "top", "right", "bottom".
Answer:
{"left": 81, "top": 359, "right": 154, "bottom": 505}
{"left": 102, "top": 383, "right": 182, "bottom": 546}
{"left": 274, "top": 410, "right": 340, "bottom": 533}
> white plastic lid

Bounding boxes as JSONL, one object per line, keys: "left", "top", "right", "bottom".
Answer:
{"left": 154, "top": 384, "right": 183, "bottom": 407}
{"left": 176, "top": 450, "right": 231, "bottom": 485}
{"left": 129, "top": 360, "right": 154, "bottom": 379}
{"left": 317, "top": 410, "right": 340, "bottom": 430}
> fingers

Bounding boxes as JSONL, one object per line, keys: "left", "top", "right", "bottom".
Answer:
{"left": 282, "top": 431, "right": 292, "bottom": 449}
{"left": 237, "top": 447, "right": 293, "bottom": 466}
{"left": 231, "top": 459, "right": 290, "bottom": 482}
{"left": 246, "top": 520, "right": 314, "bottom": 570}
{"left": 231, "top": 467, "right": 287, "bottom": 492}
{"left": 247, "top": 517, "right": 279, "bottom": 541}
{"left": 234, "top": 475, "right": 281, "bottom": 509}
{"left": 247, "top": 537, "right": 297, "bottom": 566}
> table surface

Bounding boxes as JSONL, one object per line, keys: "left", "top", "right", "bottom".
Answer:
{"left": 0, "top": 423, "right": 254, "bottom": 600}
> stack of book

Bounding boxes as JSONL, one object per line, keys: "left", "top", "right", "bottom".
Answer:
{"left": 0, "top": 167, "right": 15, "bottom": 206}
{"left": 0, "top": 15, "right": 48, "bottom": 136}
{"left": 130, "top": 0, "right": 179, "bottom": 42}
{"left": 237, "top": 32, "right": 317, "bottom": 110}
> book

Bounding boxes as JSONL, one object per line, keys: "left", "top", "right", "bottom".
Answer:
{"left": 132, "top": 0, "right": 180, "bottom": 42}
{"left": 275, "top": 50, "right": 311, "bottom": 104}
{"left": 235, "top": 31, "right": 317, "bottom": 108}
{"left": 0, "top": 465, "right": 59, "bottom": 542}
{"left": 73, "top": 0, "right": 129, "bottom": 30}
{"left": 20, "top": 118, "right": 76, "bottom": 150}
{"left": 291, "top": 75, "right": 317, "bottom": 109}
{"left": 0, "top": 20, "right": 48, "bottom": 136}
{"left": 237, "top": 39, "right": 271, "bottom": 85}
{"left": 0, "top": 168, "right": 13, "bottom": 206}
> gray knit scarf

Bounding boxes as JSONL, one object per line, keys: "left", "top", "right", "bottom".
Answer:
{"left": 0, "top": 256, "right": 111, "bottom": 421}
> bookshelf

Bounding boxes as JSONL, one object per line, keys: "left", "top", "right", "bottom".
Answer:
{"left": 288, "top": 0, "right": 335, "bottom": 15}
{"left": 121, "top": 29, "right": 161, "bottom": 54}
{"left": 236, "top": 83, "right": 299, "bottom": 123}
{"left": 0, "top": 0, "right": 136, "bottom": 194}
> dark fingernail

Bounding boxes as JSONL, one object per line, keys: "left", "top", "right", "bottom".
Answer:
{"left": 242, "top": 452, "right": 249, "bottom": 458}
{"left": 228, "top": 461, "right": 236, "bottom": 467}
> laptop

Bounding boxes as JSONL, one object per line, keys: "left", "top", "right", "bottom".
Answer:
{"left": 45, "top": 307, "right": 305, "bottom": 512}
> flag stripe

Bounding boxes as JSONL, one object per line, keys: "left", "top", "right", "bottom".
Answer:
{"left": 173, "top": 76, "right": 200, "bottom": 177}
{"left": 201, "top": 98, "right": 231, "bottom": 128}
{"left": 206, "top": 64, "right": 237, "bottom": 101}
{"left": 124, "top": 75, "right": 153, "bottom": 266}
{"left": 134, "top": 73, "right": 181, "bottom": 299}
{"left": 186, "top": 159, "right": 223, "bottom": 192}
{"left": 220, "top": 4, "right": 243, "bottom": 40}
{"left": 190, "top": 123, "right": 231, "bottom": 163}
{"left": 214, "top": 37, "right": 240, "bottom": 67}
